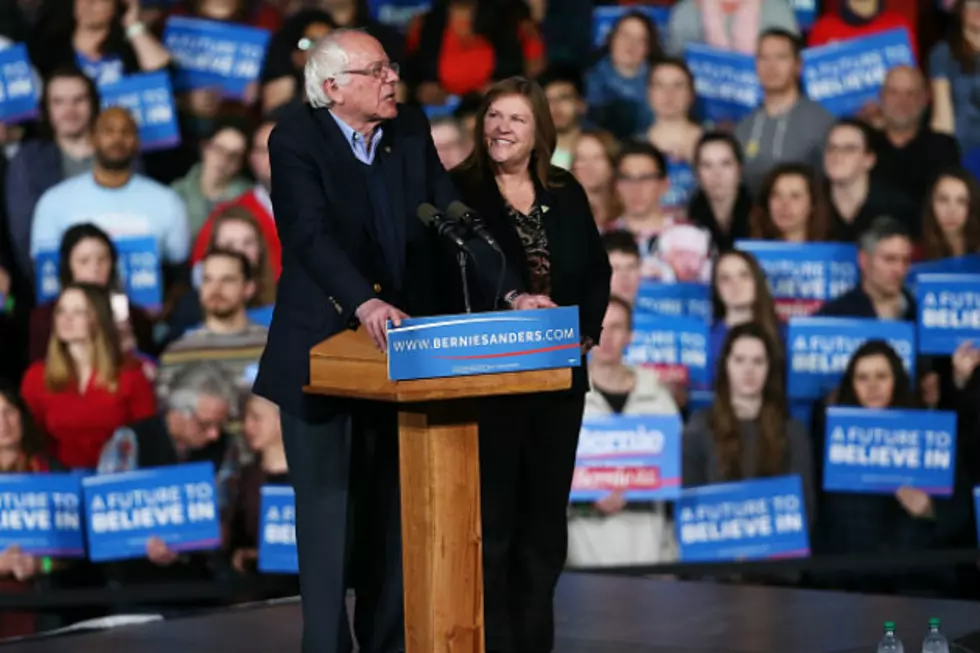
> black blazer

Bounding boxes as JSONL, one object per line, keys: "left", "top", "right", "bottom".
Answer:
{"left": 450, "top": 165, "right": 611, "bottom": 393}
{"left": 253, "top": 103, "right": 460, "bottom": 420}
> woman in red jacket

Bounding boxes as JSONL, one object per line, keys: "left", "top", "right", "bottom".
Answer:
{"left": 20, "top": 283, "right": 157, "bottom": 470}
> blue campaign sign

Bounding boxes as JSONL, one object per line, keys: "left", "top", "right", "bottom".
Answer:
{"left": 791, "top": 0, "right": 818, "bottom": 29}
{"left": 258, "top": 485, "right": 297, "bottom": 574}
{"left": 0, "top": 44, "right": 38, "bottom": 122}
{"left": 684, "top": 43, "right": 760, "bottom": 123}
{"left": 626, "top": 314, "right": 710, "bottom": 386}
{"left": 368, "top": 0, "right": 431, "bottom": 31}
{"left": 100, "top": 72, "right": 180, "bottom": 152}
{"left": 916, "top": 274, "right": 980, "bottom": 355}
{"left": 824, "top": 408, "right": 957, "bottom": 496}
{"left": 787, "top": 317, "right": 916, "bottom": 400}
{"left": 569, "top": 414, "right": 683, "bottom": 502}
{"left": 387, "top": 307, "right": 581, "bottom": 381}
{"left": 661, "top": 159, "right": 696, "bottom": 209}
{"left": 164, "top": 17, "right": 270, "bottom": 98}
{"left": 975, "top": 487, "right": 980, "bottom": 543}
{"left": 635, "top": 281, "right": 712, "bottom": 321}
{"left": 676, "top": 475, "right": 810, "bottom": 562}
{"left": 802, "top": 29, "right": 916, "bottom": 117}
{"left": 735, "top": 241, "right": 859, "bottom": 320}
{"left": 908, "top": 255, "right": 980, "bottom": 293}
{"left": 115, "top": 236, "right": 163, "bottom": 311}
{"left": 0, "top": 473, "right": 85, "bottom": 557}
{"left": 247, "top": 304, "right": 274, "bottom": 327}
{"left": 592, "top": 6, "right": 671, "bottom": 48}
{"left": 82, "top": 462, "right": 220, "bottom": 562}
{"left": 34, "top": 249, "right": 61, "bottom": 304}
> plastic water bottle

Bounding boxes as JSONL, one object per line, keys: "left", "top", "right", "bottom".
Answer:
{"left": 878, "top": 621, "right": 905, "bottom": 653}
{"left": 921, "top": 618, "right": 950, "bottom": 653}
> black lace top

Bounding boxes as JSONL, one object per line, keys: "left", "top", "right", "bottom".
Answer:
{"left": 506, "top": 202, "right": 552, "bottom": 296}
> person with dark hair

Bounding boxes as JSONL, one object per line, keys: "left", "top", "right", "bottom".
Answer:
{"left": 539, "top": 65, "right": 586, "bottom": 170}
{"left": 0, "top": 380, "right": 58, "bottom": 639}
{"left": 817, "top": 216, "right": 914, "bottom": 320}
{"left": 810, "top": 340, "right": 971, "bottom": 595}
{"left": 567, "top": 295, "right": 680, "bottom": 568}
{"left": 406, "top": 0, "right": 544, "bottom": 105}
{"left": 929, "top": 0, "right": 980, "bottom": 156}
{"left": 27, "top": 223, "right": 156, "bottom": 362}
{"left": 167, "top": 0, "right": 282, "bottom": 31}
{"left": 258, "top": 8, "right": 337, "bottom": 115}
{"left": 735, "top": 28, "right": 834, "bottom": 193}
{"left": 585, "top": 11, "right": 662, "bottom": 139}
{"left": 687, "top": 131, "right": 752, "bottom": 250}
{"left": 808, "top": 0, "right": 916, "bottom": 57}
{"left": 170, "top": 116, "right": 254, "bottom": 239}
{"left": 666, "top": 0, "right": 799, "bottom": 56}
{"left": 822, "top": 119, "right": 917, "bottom": 240}
{"left": 603, "top": 229, "right": 642, "bottom": 303}
{"left": 4, "top": 67, "right": 100, "bottom": 302}
{"left": 921, "top": 168, "right": 980, "bottom": 261}
{"left": 749, "top": 162, "right": 832, "bottom": 242}
{"left": 429, "top": 114, "right": 470, "bottom": 170}
{"left": 27, "top": 0, "right": 170, "bottom": 85}
{"left": 682, "top": 322, "right": 814, "bottom": 519}
{"left": 450, "top": 75, "right": 610, "bottom": 653}
{"left": 637, "top": 59, "right": 701, "bottom": 167}
{"left": 20, "top": 282, "right": 156, "bottom": 469}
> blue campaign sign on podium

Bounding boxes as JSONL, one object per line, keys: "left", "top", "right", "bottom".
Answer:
{"left": 386, "top": 307, "right": 580, "bottom": 381}
{"left": 823, "top": 408, "right": 957, "bottom": 496}
{"left": 786, "top": 317, "right": 915, "bottom": 400}
{"left": 916, "top": 274, "right": 980, "bottom": 355}
{"left": 0, "top": 473, "right": 85, "bottom": 557}
{"left": 82, "top": 462, "right": 221, "bottom": 562}
{"left": 676, "top": 475, "right": 810, "bottom": 562}
{"left": 570, "top": 414, "right": 683, "bottom": 502}
{"left": 258, "top": 485, "right": 298, "bottom": 574}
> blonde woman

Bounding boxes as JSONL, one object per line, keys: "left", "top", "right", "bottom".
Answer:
{"left": 20, "top": 283, "right": 156, "bottom": 469}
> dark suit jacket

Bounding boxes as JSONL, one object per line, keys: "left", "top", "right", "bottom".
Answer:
{"left": 253, "top": 103, "right": 460, "bottom": 419}
{"left": 449, "top": 165, "right": 611, "bottom": 393}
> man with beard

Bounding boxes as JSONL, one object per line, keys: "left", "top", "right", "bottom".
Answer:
{"left": 155, "top": 248, "right": 268, "bottom": 431}
{"left": 29, "top": 107, "right": 189, "bottom": 278}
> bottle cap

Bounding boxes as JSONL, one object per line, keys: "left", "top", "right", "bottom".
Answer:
{"left": 929, "top": 617, "right": 941, "bottom": 627}
{"left": 884, "top": 621, "right": 897, "bottom": 631}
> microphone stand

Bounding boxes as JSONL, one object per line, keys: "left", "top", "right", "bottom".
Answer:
{"left": 457, "top": 250, "right": 472, "bottom": 314}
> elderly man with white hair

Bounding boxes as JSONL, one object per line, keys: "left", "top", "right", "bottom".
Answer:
{"left": 250, "top": 27, "right": 517, "bottom": 653}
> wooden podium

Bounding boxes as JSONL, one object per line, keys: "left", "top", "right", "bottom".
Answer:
{"left": 305, "top": 327, "right": 571, "bottom": 653}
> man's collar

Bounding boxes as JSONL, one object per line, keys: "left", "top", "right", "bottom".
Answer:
{"left": 328, "top": 110, "right": 382, "bottom": 147}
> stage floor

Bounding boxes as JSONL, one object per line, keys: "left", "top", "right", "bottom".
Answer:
{"left": 3, "top": 574, "right": 979, "bottom": 653}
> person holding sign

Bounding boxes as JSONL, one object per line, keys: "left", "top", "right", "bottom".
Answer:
{"left": 20, "top": 283, "right": 157, "bottom": 470}
{"left": 682, "top": 322, "right": 815, "bottom": 519}
{"left": 567, "top": 296, "right": 680, "bottom": 567}
{"left": 810, "top": 341, "right": 970, "bottom": 593}
{"left": 0, "top": 381, "right": 58, "bottom": 638}
{"left": 449, "top": 76, "right": 611, "bottom": 653}
{"left": 687, "top": 132, "right": 752, "bottom": 251}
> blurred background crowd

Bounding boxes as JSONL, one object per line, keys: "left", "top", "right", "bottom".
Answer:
{"left": 0, "top": 0, "right": 979, "bottom": 641}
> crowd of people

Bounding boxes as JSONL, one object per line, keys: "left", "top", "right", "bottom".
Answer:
{"left": 0, "top": 0, "right": 978, "bottom": 642}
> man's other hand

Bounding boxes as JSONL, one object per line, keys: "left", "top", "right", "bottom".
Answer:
{"left": 356, "top": 298, "right": 409, "bottom": 351}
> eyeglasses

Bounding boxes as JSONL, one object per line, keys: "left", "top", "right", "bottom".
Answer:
{"left": 343, "top": 61, "right": 400, "bottom": 80}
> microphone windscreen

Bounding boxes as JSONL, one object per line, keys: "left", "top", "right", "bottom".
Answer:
{"left": 446, "top": 201, "right": 471, "bottom": 221}
{"left": 416, "top": 203, "right": 442, "bottom": 226}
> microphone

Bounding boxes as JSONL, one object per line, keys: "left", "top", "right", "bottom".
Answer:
{"left": 417, "top": 203, "right": 470, "bottom": 251}
{"left": 446, "top": 201, "right": 501, "bottom": 252}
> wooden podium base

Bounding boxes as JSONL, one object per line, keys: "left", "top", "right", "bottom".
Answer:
{"left": 398, "top": 402, "right": 485, "bottom": 653}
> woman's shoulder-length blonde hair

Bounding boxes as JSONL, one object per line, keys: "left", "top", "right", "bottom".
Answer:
{"left": 456, "top": 76, "right": 563, "bottom": 189}
{"left": 45, "top": 282, "right": 124, "bottom": 393}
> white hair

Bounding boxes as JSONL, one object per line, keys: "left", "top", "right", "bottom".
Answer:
{"left": 304, "top": 28, "right": 367, "bottom": 109}
{"left": 166, "top": 361, "right": 239, "bottom": 417}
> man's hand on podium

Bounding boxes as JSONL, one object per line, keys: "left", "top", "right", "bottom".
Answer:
{"left": 509, "top": 293, "right": 557, "bottom": 311}
{"left": 357, "top": 298, "right": 409, "bottom": 352}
